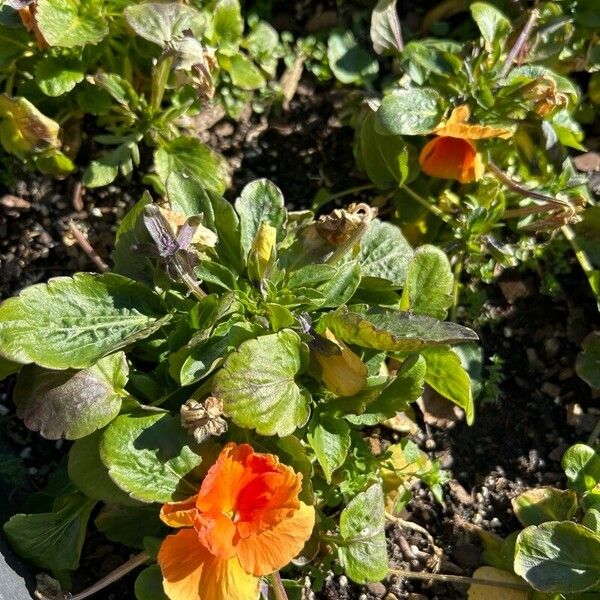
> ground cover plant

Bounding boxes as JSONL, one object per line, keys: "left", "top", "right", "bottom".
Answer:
{"left": 0, "top": 1, "right": 599, "bottom": 599}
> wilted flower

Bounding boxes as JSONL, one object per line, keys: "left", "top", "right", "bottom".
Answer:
{"left": 180, "top": 397, "right": 228, "bottom": 444}
{"left": 312, "top": 328, "right": 368, "bottom": 396}
{"left": 419, "top": 105, "right": 512, "bottom": 183}
{"left": 158, "top": 443, "right": 315, "bottom": 600}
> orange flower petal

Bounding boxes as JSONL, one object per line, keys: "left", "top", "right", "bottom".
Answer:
{"left": 236, "top": 501, "right": 316, "bottom": 576}
{"left": 445, "top": 104, "right": 470, "bottom": 125}
{"left": 158, "top": 529, "right": 259, "bottom": 600}
{"left": 419, "top": 136, "right": 482, "bottom": 183}
{"left": 197, "top": 509, "right": 238, "bottom": 560}
{"left": 160, "top": 495, "right": 198, "bottom": 528}
{"left": 434, "top": 105, "right": 512, "bottom": 140}
{"left": 196, "top": 443, "right": 253, "bottom": 515}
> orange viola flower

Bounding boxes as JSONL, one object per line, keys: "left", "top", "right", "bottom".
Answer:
{"left": 418, "top": 105, "right": 513, "bottom": 183}
{"left": 157, "top": 443, "right": 315, "bottom": 600}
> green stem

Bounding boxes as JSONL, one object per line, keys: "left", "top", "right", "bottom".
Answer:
{"left": 450, "top": 255, "right": 463, "bottom": 321}
{"left": 399, "top": 185, "right": 457, "bottom": 227}
{"left": 268, "top": 572, "right": 289, "bottom": 600}
{"left": 388, "top": 568, "right": 531, "bottom": 591}
{"left": 562, "top": 224, "right": 599, "bottom": 306}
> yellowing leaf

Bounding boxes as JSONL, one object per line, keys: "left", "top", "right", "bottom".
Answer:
{"left": 467, "top": 567, "right": 528, "bottom": 600}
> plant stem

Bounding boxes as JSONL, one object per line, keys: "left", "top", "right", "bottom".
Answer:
{"left": 269, "top": 572, "right": 289, "bottom": 600}
{"left": 388, "top": 568, "right": 531, "bottom": 591}
{"left": 562, "top": 224, "right": 599, "bottom": 307}
{"left": 35, "top": 552, "right": 149, "bottom": 600}
{"left": 312, "top": 184, "right": 376, "bottom": 210}
{"left": 399, "top": 185, "right": 456, "bottom": 227}
{"left": 498, "top": 8, "right": 539, "bottom": 80}
{"left": 450, "top": 255, "right": 463, "bottom": 321}
{"left": 68, "top": 221, "right": 109, "bottom": 272}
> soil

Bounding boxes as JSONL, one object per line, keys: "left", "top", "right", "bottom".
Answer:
{"left": 1, "top": 2, "right": 599, "bottom": 599}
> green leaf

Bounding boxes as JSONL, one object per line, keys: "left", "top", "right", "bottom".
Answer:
{"left": 422, "top": 346, "right": 474, "bottom": 425}
{"left": 96, "top": 504, "right": 166, "bottom": 549}
{"left": 338, "top": 483, "right": 388, "bottom": 583}
{"left": 210, "top": 0, "right": 243, "bottom": 55}
{"left": 307, "top": 415, "right": 350, "bottom": 483}
{"left": 319, "top": 306, "right": 478, "bottom": 354}
{"left": 36, "top": 0, "right": 108, "bottom": 48}
{"left": 83, "top": 141, "right": 139, "bottom": 188}
{"left": 0, "top": 94, "right": 60, "bottom": 160}
{"left": 514, "top": 521, "right": 600, "bottom": 593}
{"left": 0, "top": 273, "right": 168, "bottom": 369}
{"left": 511, "top": 487, "right": 578, "bottom": 527}
{"left": 370, "top": 0, "right": 402, "bottom": 56}
{"left": 135, "top": 564, "right": 168, "bottom": 600}
{"left": 124, "top": 2, "right": 205, "bottom": 47}
{"left": 68, "top": 429, "right": 135, "bottom": 504}
{"left": 14, "top": 352, "right": 128, "bottom": 440}
{"left": 356, "top": 219, "right": 413, "bottom": 288}
{"left": 179, "top": 323, "right": 258, "bottom": 386}
{"left": 220, "top": 53, "right": 265, "bottom": 90}
{"left": 327, "top": 29, "right": 379, "bottom": 85}
{"left": 319, "top": 261, "right": 362, "bottom": 308}
{"left": 3, "top": 492, "right": 96, "bottom": 571}
{"left": 400, "top": 246, "right": 453, "bottom": 319}
{"left": 35, "top": 55, "right": 85, "bottom": 97}
{"left": 470, "top": 2, "right": 511, "bottom": 48}
{"left": 0, "top": 355, "right": 21, "bottom": 381}
{"left": 584, "top": 508, "right": 600, "bottom": 536}
{"left": 33, "top": 148, "right": 75, "bottom": 176}
{"left": 562, "top": 444, "right": 600, "bottom": 493}
{"left": 576, "top": 332, "right": 600, "bottom": 390}
{"left": 213, "top": 330, "right": 311, "bottom": 437}
{"left": 100, "top": 411, "right": 209, "bottom": 503}
{"left": 155, "top": 137, "right": 230, "bottom": 214}
{"left": 235, "top": 179, "right": 286, "bottom": 262}
{"left": 375, "top": 88, "right": 443, "bottom": 136}
{"left": 112, "top": 192, "right": 154, "bottom": 284}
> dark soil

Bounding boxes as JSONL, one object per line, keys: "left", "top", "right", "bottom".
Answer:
{"left": 1, "top": 2, "right": 599, "bottom": 600}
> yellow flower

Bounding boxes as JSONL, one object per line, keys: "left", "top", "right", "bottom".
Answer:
{"left": 313, "top": 329, "right": 368, "bottom": 396}
{"left": 419, "top": 105, "right": 512, "bottom": 183}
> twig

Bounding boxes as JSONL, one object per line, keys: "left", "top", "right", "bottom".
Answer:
{"left": 388, "top": 568, "right": 531, "bottom": 591}
{"left": 399, "top": 185, "right": 458, "bottom": 227}
{"left": 498, "top": 9, "right": 539, "bottom": 80}
{"left": 488, "top": 162, "right": 569, "bottom": 207}
{"left": 68, "top": 221, "right": 109, "bottom": 272}
{"left": 35, "top": 552, "right": 149, "bottom": 600}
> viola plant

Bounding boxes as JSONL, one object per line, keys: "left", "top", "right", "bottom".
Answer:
{"left": 337, "top": 0, "right": 599, "bottom": 307}
{"left": 468, "top": 441, "right": 600, "bottom": 598}
{"left": 0, "top": 0, "right": 283, "bottom": 190}
{"left": 0, "top": 179, "right": 478, "bottom": 599}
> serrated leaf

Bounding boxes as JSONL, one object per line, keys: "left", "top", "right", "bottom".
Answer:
{"left": 514, "top": 521, "right": 600, "bottom": 593}
{"left": 100, "top": 411, "right": 208, "bottom": 503}
{"left": 3, "top": 492, "right": 96, "bottom": 571}
{"left": 423, "top": 346, "right": 474, "bottom": 425}
{"left": 35, "top": 55, "right": 84, "bottom": 96}
{"left": 124, "top": 2, "right": 205, "bottom": 47}
{"left": 307, "top": 415, "right": 350, "bottom": 483}
{"left": 36, "top": 0, "right": 108, "bottom": 48}
{"left": 356, "top": 219, "right": 413, "bottom": 287}
{"left": 338, "top": 483, "right": 388, "bottom": 583}
{"left": 0, "top": 94, "right": 60, "bottom": 159}
{"left": 319, "top": 306, "right": 478, "bottom": 354}
{"left": 0, "top": 273, "right": 168, "bottom": 369}
{"left": 213, "top": 330, "right": 311, "bottom": 437}
{"left": 14, "top": 352, "right": 128, "bottom": 440}
{"left": 234, "top": 178, "right": 286, "bottom": 262}
{"left": 375, "top": 88, "right": 443, "bottom": 136}
{"left": 155, "top": 136, "right": 230, "bottom": 215}
{"left": 511, "top": 487, "right": 578, "bottom": 527}
{"left": 327, "top": 29, "right": 379, "bottom": 85}
{"left": 68, "top": 429, "right": 135, "bottom": 504}
{"left": 95, "top": 504, "right": 167, "bottom": 550}
{"left": 401, "top": 245, "right": 453, "bottom": 319}
{"left": 370, "top": 0, "right": 402, "bottom": 56}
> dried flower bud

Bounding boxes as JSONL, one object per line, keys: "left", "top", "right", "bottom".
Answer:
{"left": 528, "top": 77, "right": 568, "bottom": 117}
{"left": 181, "top": 397, "right": 228, "bottom": 444}
{"left": 315, "top": 203, "right": 375, "bottom": 246}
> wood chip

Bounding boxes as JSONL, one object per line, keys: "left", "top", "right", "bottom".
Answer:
{"left": 0, "top": 194, "right": 31, "bottom": 210}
